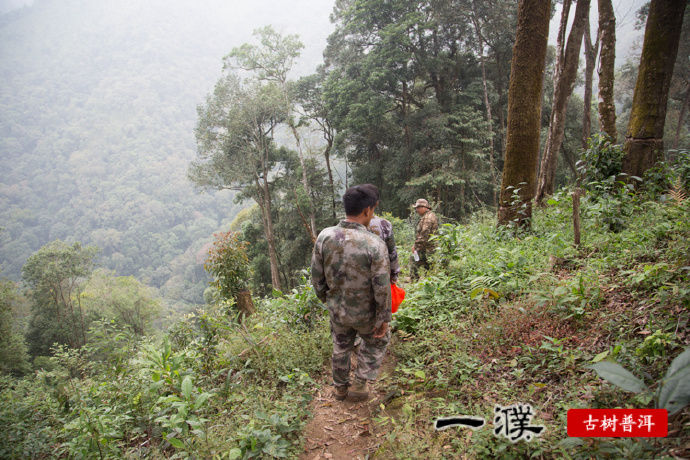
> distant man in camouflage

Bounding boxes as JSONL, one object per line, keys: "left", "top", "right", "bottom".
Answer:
{"left": 311, "top": 186, "right": 391, "bottom": 401}
{"left": 411, "top": 198, "right": 438, "bottom": 279}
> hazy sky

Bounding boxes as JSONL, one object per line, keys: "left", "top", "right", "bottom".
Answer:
{"left": 219, "top": 0, "right": 337, "bottom": 77}
{"left": 549, "top": 0, "right": 646, "bottom": 68}
{"left": 1, "top": 0, "right": 647, "bottom": 81}
{"left": 0, "top": 0, "right": 31, "bottom": 14}
{"left": 0, "top": 0, "right": 337, "bottom": 78}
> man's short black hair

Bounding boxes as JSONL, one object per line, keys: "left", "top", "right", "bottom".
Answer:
{"left": 343, "top": 185, "right": 377, "bottom": 216}
{"left": 360, "top": 184, "right": 380, "bottom": 201}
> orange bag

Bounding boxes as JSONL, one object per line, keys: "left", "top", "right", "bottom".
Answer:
{"left": 391, "top": 284, "right": 406, "bottom": 313}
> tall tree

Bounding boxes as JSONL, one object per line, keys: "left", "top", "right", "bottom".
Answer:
{"left": 497, "top": 0, "right": 551, "bottom": 226}
{"left": 535, "top": 0, "right": 590, "bottom": 203}
{"left": 189, "top": 74, "right": 287, "bottom": 291}
{"left": 621, "top": 0, "right": 687, "bottom": 179}
{"left": 597, "top": 0, "right": 617, "bottom": 141}
{"left": 582, "top": 14, "right": 600, "bottom": 148}
{"left": 465, "top": 0, "right": 514, "bottom": 207}
{"left": 295, "top": 68, "right": 339, "bottom": 223}
{"left": 671, "top": 9, "right": 690, "bottom": 150}
{"left": 0, "top": 277, "right": 29, "bottom": 374}
{"left": 22, "top": 240, "right": 99, "bottom": 355}
{"left": 225, "top": 27, "right": 318, "bottom": 241}
{"left": 324, "top": 0, "right": 510, "bottom": 218}
{"left": 81, "top": 269, "right": 162, "bottom": 335}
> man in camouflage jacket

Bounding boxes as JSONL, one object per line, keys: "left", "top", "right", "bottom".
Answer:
{"left": 311, "top": 186, "right": 391, "bottom": 400}
{"left": 411, "top": 198, "right": 439, "bottom": 279}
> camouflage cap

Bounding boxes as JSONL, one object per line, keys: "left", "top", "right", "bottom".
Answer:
{"left": 413, "top": 198, "right": 431, "bottom": 209}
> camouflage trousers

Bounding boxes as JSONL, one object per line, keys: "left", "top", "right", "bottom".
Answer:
{"left": 330, "top": 319, "right": 390, "bottom": 387}
{"left": 410, "top": 250, "right": 432, "bottom": 280}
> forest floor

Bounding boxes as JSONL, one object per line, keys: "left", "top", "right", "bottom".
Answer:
{"left": 299, "top": 348, "right": 399, "bottom": 460}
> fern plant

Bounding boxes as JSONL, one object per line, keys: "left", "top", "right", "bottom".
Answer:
{"left": 669, "top": 176, "right": 687, "bottom": 206}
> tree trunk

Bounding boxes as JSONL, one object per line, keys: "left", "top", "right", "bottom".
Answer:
{"left": 496, "top": 53, "right": 507, "bottom": 146}
{"left": 583, "top": 14, "right": 600, "bottom": 149}
{"left": 402, "top": 80, "right": 412, "bottom": 148}
{"left": 497, "top": 0, "right": 550, "bottom": 227}
{"left": 323, "top": 137, "right": 337, "bottom": 222}
{"left": 622, "top": 0, "right": 687, "bottom": 179}
{"left": 562, "top": 132, "right": 579, "bottom": 177}
{"left": 554, "top": 0, "right": 572, "bottom": 82}
{"left": 290, "top": 125, "right": 317, "bottom": 239}
{"left": 263, "top": 190, "right": 281, "bottom": 291}
{"left": 673, "top": 81, "right": 690, "bottom": 150}
{"left": 255, "top": 171, "right": 282, "bottom": 292}
{"left": 469, "top": 10, "right": 498, "bottom": 207}
{"left": 292, "top": 186, "right": 316, "bottom": 243}
{"left": 535, "top": 0, "right": 590, "bottom": 204}
{"left": 235, "top": 288, "right": 256, "bottom": 320}
{"left": 598, "top": 0, "right": 617, "bottom": 141}
{"left": 478, "top": 49, "right": 498, "bottom": 208}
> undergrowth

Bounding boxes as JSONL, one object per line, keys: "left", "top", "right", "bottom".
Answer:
{"left": 0, "top": 295, "right": 331, "bottom": 459}
{"left": 2, "top": 153, "right": 689, "bottom": 459}
{"left": 378, "top": 179, "right": 690, "bottom": 459}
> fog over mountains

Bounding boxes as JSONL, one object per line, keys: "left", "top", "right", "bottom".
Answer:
{"left": 0, "top": 0, "right": 335, "bottom": 308}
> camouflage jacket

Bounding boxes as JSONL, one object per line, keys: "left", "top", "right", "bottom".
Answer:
{"left": 414, "top": 210, "right": 439, "bottom": 252}
{"left": 311, "top": 220, "right": 392, "bottom": 327}
{"left": 367, "top": 216, "right": 400, "bottom": 283}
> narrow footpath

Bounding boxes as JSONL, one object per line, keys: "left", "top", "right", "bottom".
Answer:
{"left": 299, "top": 351, "right": 397, "bottom": 460}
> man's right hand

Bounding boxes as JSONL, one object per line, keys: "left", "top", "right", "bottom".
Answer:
{"left": 373, "top": 322, "right": 388, "bottom": 338}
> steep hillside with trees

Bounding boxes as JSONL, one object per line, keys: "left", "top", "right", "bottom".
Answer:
{"left": 0, "top": 0, "right": 252, "bottom": 307}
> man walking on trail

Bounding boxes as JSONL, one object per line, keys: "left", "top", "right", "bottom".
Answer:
{"left": 351, "top": 184, "right": 399, "bottom": 353}
{"left": 311, "top": 186, "right": 392, "bottom": 401}
{"left": 411, "top": 198, "right": 439, "bottom": 279}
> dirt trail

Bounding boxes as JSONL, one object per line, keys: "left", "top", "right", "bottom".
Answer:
{"left": 299, "top": 351, "right": 397, "bottom": 460}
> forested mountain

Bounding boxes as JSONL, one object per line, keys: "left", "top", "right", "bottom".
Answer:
{"left": 1, "top": 0, "right": 689, "bottom": 458}
{"left": 0, "top": 0, "right": 332, "bottom": 308}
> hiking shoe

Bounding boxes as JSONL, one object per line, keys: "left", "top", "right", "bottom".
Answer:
{"left": 349, "top": 377, "right": 369, "bottom": 400}
{"left": 334, "top": 385, "right": 348, "bottom": 401}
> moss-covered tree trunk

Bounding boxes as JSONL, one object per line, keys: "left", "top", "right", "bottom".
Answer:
{"left": 583, "top": 15, "right": 600, "bottom": 149}
{"left": 497, "top": 0, "right": 550, "bottom": 226}
{"left": 621, "top": 0, "right": 687, "bottom": 179}
{"left": 674, "top": 82, "right": 690, "bottom": 150}
{"left": 597, "top": 0, "right": 617, "bottom": 142}
{"left": 261, "top": 176, "right": 282, "bottom": 292}
{"left": 535, "top": 0, "right": 590, "bottom": 204}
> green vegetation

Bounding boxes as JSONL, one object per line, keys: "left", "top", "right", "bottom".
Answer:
{"left": 0, "top": 276, "right": 29, "bottom": 375}
{"left": 0, "top": 302, "right": 331, "bottom": 459}
{"left": 2, "top": 153, "right": 689, "bottom": 458}
{"left": 2, "top": 0, "right": 690, "bottom": 458}
{"left": 22, "top": 240, "right": 99, "bottom": 355}
{"left": 376, "top": 163, "right": 690, "bottom": 459}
